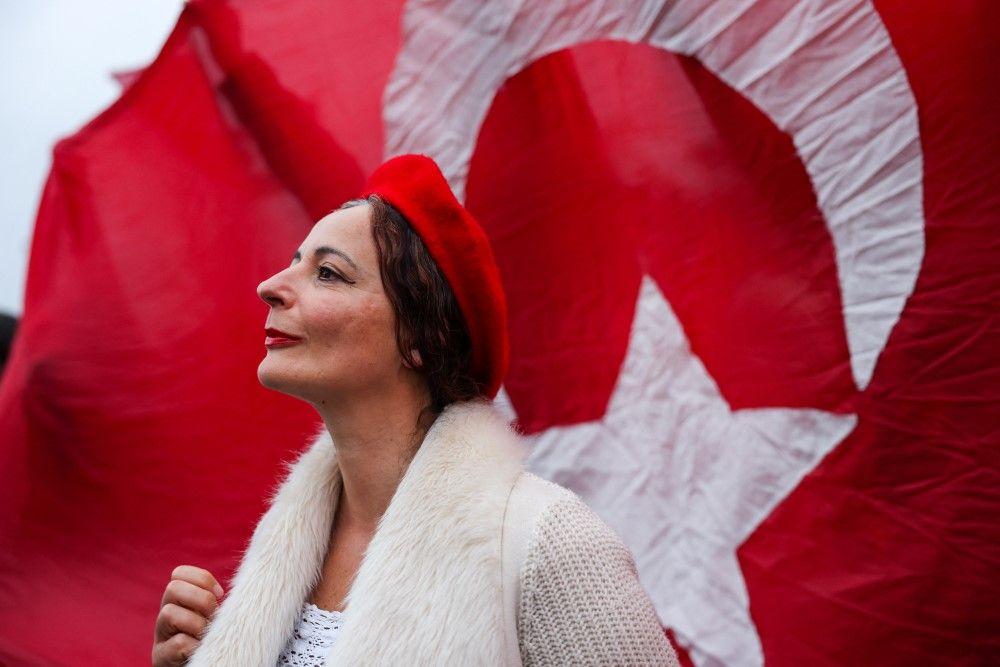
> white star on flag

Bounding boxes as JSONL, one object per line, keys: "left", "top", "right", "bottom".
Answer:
{"left": 496, "top": 275, "right": 857, "bottom": 666}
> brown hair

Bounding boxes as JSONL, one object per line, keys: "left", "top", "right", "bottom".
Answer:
{"left": 338, "top": 195, "right": 484, "bottom": 415}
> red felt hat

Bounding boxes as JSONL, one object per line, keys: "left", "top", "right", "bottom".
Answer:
{"left": 359, "top": 154, "right": 509, "bottom": 400}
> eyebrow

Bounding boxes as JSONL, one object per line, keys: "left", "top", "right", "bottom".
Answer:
{"left": 292, "top": 246, "right": 360, "bottom": 272}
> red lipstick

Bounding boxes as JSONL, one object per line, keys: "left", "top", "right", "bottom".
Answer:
{"left": 264, "top": 327, "right": 303, "bottom": 348}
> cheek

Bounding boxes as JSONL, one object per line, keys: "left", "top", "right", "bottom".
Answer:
{"left": 308, "top": 304, "right": 346, "bottom": 347}
{"left": 309, "top": 298, "right": 397, "bottom": 353}
{"left": 357, "top": 299, "right": 400, "bottom": 356}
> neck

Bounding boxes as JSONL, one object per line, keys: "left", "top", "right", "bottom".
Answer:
{"left": 313, "top": 378, "right": 436, "bottom": 532}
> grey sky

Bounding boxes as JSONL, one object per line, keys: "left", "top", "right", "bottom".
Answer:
{"left": 0, "top": 1, "right": 183, "bottom": 316}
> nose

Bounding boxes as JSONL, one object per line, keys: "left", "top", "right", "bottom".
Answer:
{"left": 257, "top": 270, "right": 293, "bottom": 308}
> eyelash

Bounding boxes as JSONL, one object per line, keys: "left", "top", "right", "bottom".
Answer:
{"left": 317, "top": 266, "right": 341, "bottom": 282}
{"left": 317, "top": 265, "right": 353, "bottom": 284}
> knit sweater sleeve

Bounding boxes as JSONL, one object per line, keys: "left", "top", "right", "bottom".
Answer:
{"left": 516, "top": 494, "right": 680, "bottom": 666}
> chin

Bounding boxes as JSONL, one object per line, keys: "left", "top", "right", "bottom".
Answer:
{"left": 257, "top": 362, "right": 319, "bottom": 403}
{"left": 257, "top": 360, "right": 292, "bottom": 393}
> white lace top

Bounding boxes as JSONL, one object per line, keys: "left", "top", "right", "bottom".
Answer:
{"left": 276, "top": 601, "right": 345, "bottom": 666}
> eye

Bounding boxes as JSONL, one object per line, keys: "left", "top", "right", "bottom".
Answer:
{"left": 317, "top": 265, "right": 342, "bottom": 282}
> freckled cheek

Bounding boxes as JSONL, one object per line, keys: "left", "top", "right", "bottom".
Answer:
{"left": 367, "top": 303, "right": 399, "bottom": 348}
{"left": 309, "top": 309, "right": 378, "bottom": 350}
{"left": 304, "top": 306, "right": 349, "bottom": 351}
{"left": 303, "top": 300, "right": 396, "bottom": 356}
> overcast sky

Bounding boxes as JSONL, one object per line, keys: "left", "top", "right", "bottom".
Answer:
{"left": 0, "top": 1, "right": 184, "bottom": 317}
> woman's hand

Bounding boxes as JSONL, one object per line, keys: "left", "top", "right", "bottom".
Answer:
{"left": 151, "top": 565, "right": 225, "bottom": 666}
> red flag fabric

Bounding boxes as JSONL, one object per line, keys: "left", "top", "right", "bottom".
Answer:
{"left": 0, "top": 1, "right": 997, "bottom": 665}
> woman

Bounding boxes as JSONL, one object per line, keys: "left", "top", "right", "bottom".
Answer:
{"left": 152, "top": 154, "right": 679, "bottom": 666}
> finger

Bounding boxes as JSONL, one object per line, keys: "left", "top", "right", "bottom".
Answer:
{"left": 154, "top": 602, "right": 210, "bottom": 644}
{"left": 153, "top": 632, "right": 200, "bottom": 667}
{"left": 169, "top": 565, "right": 225, "bottom": 599}
{"left": 161, "top": 578, "right": 220, "bottom": 620}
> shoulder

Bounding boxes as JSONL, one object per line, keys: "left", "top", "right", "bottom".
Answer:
{"left": 503, "top": 471, "right": 629, "bottom": 574}
{"left": 501, "top": 472, "right": 579, "bottom": 603}
{"left": 507, "top": 472, "right": 635, "bottom": 592}
{"left": 503, "top": 472, "right": 680, "bottom": 666}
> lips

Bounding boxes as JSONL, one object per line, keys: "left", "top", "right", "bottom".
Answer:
{"left": 264, "top": 327, "right": 303, "bottom": 347}
{"left": 265, "top": 327, "right": 301, "bottom": 340}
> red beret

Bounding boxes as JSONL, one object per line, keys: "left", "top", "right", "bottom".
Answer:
{"left": 359, "top": 154, "right": 509, "bottom": 400}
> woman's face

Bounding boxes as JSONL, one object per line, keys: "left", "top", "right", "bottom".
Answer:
{"left": 256, "top": 204, "right": 405, "bottom": 404}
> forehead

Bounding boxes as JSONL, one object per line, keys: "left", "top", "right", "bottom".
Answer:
{"left": 301, "top": 205, "right": 374, "bottom": 261}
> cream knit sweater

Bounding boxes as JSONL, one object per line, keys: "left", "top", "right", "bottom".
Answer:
{"left": 517, "top": 486, "right": 680, "bottom": 666}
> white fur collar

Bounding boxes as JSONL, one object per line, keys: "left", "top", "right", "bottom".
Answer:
{"left": 188, "top": 397, "right": 528, "bottom": 666}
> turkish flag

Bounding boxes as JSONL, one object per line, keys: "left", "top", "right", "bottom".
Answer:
{"left": 0, "top": 1, "right": 996, "bottom": 665}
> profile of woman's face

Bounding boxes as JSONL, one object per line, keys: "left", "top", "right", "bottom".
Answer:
{"left": 256, "top": 204, "right": 403, "bottom": 404}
